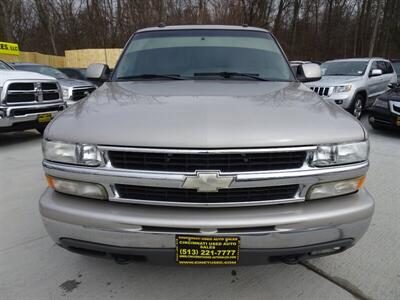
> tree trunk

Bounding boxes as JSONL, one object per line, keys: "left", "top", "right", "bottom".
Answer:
{"left": 368, "top": 0, "right": 382, "bottom": 57}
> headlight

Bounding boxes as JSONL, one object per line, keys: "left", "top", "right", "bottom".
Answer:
{"left": 333, "top": 85, "right": 352, "bottom": 93}
{"left": 312, "top": 141, "right": 369, "bottom": 167}
{"left": 307, "top": 176, "right": 365, "bottom": 200}
{"left": 62, "top": 88, "right": 70, "bottom": 100}
{"left": 46, "top": 176, "right": 107, "bottom": 200}
{"left": 373, "top": 98, "right": 388, "bottom": 109}
{"left": 43, "top": 140, "right": 102, "bottom": 166}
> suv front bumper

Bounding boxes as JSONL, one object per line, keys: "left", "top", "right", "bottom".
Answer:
{"left": 39, "top": 188, "right": 374, "bottom": 264}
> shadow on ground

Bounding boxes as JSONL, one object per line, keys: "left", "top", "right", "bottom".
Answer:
{"left": 0, "top": 130, "right": 42, "bottom": 147}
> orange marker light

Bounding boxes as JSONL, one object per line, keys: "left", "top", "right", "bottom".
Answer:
{"left": 46, "top": 175, "right": 55, "bottom": 189}
{"left": 357, "top": 176, "right": 366, "bottom": 190}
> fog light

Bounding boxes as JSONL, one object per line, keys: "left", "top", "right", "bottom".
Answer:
{"left": 307, "top": 176, "right": 365, "bottom": 200}
{"left": 46, "top": 175, "right": 107, "bottom": 200}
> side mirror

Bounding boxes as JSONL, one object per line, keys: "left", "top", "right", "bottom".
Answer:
{"left": 86, "top": 63, "right": 110, "bottom": 81}
{"left": 370, "top": 69, "right": 383, "bottom": 77}
{"left": 388, "top": 82, "right": 399, "bottom": 89}
{"left": 297, "top": 63, "right": 322, "bottom": 82}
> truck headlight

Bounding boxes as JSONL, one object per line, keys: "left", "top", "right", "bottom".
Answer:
{"left": 333, "top": 85, "right": 352, "bottom": 93}
{"left": 46, "top": 176, "right": 107, "bottom": 199}
{"left": 43, "top": 140, "right": 102, "bottom": 166}
{"left": 373, "top": 98, "right": 388, "bottom": 109}
{"left": 312, "top": 141, "right": 369, "bottom": 167}
{"left": 307, "top": 176, "right": 365, "bottom": 200}
{"left": 62, "top": 88, "right": 70, "bottom": 100}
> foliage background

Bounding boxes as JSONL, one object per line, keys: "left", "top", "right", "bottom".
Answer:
{"left": 0, "top": 0, "right": 399, "bottom": 60}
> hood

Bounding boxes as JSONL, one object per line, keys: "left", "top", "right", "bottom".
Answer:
{"left": 46, "top": 80, "right": 366, "bottom": 148}
{"left": 0, "top": 70, "right": 56, "bottom": 87}
{"left": 378, "top": 87, "right": 400, "bottom": 102}
{"left": 58, "top": 78, "right": 95, "bottom": 88}
{"left": 305, "top": 75, "right": 362, "bottom": 87}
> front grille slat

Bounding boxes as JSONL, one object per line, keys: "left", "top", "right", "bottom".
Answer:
{"left": 310, "top": 86, "right": 330, "bottom": 97}
{"left": 115, "top": 184, "right": 299, "bottom": 204}
{"left": 108, "top": 151, "right": 307, "bottom": 172}
{"left": 72, "top": 87, "right": 96, "bottom": 101}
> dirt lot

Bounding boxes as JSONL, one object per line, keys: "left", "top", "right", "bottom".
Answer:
{"left": 0, "top": 116, "right": 399, "bottom": 300}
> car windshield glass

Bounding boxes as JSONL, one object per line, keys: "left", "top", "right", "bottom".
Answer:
{"left": 392, "top": 62, "right": 400, "bottom": 75}
{"left": 15, "top": 65, "right": 68, "bottom": 79}
{"left": 0, "top": 61, "right": 12, "bottom": 70}
{"left": 114, "top": 29, "right": 294, "bottom": 82}
{"left": 321, "top": 61, "right": 368, "bottom": 76}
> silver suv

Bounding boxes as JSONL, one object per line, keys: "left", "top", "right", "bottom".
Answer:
{"left": 305, "top": 58, "right": 397, "bottom": 118}
{"left": 39, "top": 25, "right": 374, "bottom": 266}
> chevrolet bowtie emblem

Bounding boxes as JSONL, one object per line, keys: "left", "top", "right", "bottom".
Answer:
{"left": 182, "top": 171, "right": 234, "bottom": 192}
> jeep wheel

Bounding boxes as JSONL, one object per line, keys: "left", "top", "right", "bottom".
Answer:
{"left": 350, "top": 95, "right": 364, "bottom": 119}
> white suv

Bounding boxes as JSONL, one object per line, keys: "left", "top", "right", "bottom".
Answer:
{"left": 304, "top": 58, "right": 397, "bottom": 118}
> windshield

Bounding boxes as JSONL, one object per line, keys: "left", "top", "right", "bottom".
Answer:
{"left": 321, "top": 61, "right": 368, "bottom": 76}
{"left": 114, "top": 29, "right": 294, "bottom": 82}
{"left": 15, "top": 65, "right": 68, "bottom": 79}
{"left": 0, "top": 60, "right": 12, "bottom": 70}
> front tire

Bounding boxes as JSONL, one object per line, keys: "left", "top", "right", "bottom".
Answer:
{"left": 36, "top": 126, "right": 46, "bottom": 135}
{"left": 349, "top": 94, "right": 364, "bottom": 119}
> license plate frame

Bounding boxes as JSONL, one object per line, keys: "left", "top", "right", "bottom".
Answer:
{"left": 176, "top": 235, "right": 240, "bottom": 265}
{"left": 38, "top": 113, "right": 52, "bottom": 123}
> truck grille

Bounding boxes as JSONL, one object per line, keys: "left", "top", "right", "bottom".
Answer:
{"left": 309, "top": 86, "right": 331, "bottom": 96}
{"left": 115, "top": 184, "right": 299, "bottom": 204}
{"left": 4, "top": 82, "right": 60, "bottom": 104}
{"left": 108, "top": 151, "right": 307, "bottom": 172}
{"left": 71, "top": 86, "right": 96, "bottom": 101}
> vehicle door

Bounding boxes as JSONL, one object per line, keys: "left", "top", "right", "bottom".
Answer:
{"left": 385, "top": 61, "right": 397, "bottom": 86}
{"left": 376, "top": 61, "right": 392, "bottom": 94}
{"left": 366, "top": 61, "right": 383, "bottom": 98}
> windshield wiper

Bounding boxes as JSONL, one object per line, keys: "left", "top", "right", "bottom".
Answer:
{"left": 117, "top": 74, "right": 185, "bottom": 80}
{"left": 193, "top": 72, "right": 271, "bottom": 81}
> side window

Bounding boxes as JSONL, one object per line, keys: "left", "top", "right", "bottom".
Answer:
{"left": 377, "top": 61, "right": 387, "bottom": 74}
{"left": 370, "top": 61, "right": 378, "bottom": 75}
{"left": 386, "top": 62, "right": 394, "bottom": 74}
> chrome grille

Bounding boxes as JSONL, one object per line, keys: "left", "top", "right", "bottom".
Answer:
{"left": 115, "top": 184, "right": 300, "bottom": 204}
{"left": 71, "top": 86, "right": 96, "bottom": 101}
{"left": 4, "top": 81, "right": 60, "bottom": 104}
{"left": 309, "top": 86, "right": 331, "bottom": 96}
{"left": 107, "top": 150, "right": 308, "bottom": 173}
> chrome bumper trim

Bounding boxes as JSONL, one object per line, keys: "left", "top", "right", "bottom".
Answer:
{"left": 0, "top": 103, "right": 64, "bottom": 127}
{"left": 43, "top": 160, "right": 368, "bottom": 207}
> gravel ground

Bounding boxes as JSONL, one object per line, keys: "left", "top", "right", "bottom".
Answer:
{"left": 0, "top": 115, "right": 399, "bottom": 300}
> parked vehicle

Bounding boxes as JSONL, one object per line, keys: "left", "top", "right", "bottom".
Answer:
{"left": 390, "top": 59, "right": 400, "bottom": 83}
{"left": 58, "top": 67, "right": 86, "bottom": 81}
{"left": 0, "top": 68, "right": 65, "bottom": 134}
{"left": 13, "top": 63, "right": 96, "bottom": 106}
{"left": 369, "top": 83, "right": 400, "bottom": 130}
{"left": 305, "top": 58, "right": 397, "bottom": 119}
{"left": 0, "top": 59, "right": 14, "bottom": 70}
{"left": 39, "top": 25, "right": 373, "bottom": 266}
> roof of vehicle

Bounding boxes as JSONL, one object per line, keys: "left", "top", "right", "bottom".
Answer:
{"left": 12, "top": 62, "right": 46, "bottom": 66}
{"left": 136, "top": 25, "right": 269, "bottom": 33}
{"left": 324, "top": 57, "right": 390, "bottom": 63}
